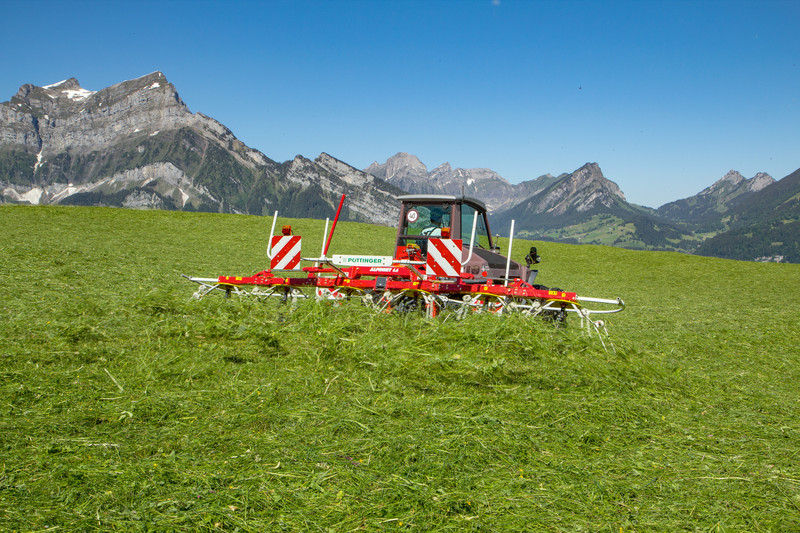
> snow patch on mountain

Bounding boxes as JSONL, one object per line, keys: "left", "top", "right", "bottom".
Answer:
{"left": 42, "top": 80, "right": 69, "bottom": 89}
{"left": 61, "top": 88, "right": 95, "bottom": 101}
{"left": 3, "top": 186, "right": 44, "bottom": 204}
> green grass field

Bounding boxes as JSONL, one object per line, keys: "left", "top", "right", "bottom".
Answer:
{"left": 2, "top": 205, "right": 799, "bottom": 532}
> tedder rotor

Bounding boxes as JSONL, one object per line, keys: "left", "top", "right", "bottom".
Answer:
{"left": 184, "top": 193, "right": 624, "bottom": 341}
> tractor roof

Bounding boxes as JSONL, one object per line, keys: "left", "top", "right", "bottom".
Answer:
{"left": 396, "top": 194, "right": 487, "bottom": 212}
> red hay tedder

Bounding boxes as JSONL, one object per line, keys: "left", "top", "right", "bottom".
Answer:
{"left": 184, "top": 193, "right": 624, "bottom": 339}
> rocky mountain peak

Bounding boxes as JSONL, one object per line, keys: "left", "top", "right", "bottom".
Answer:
{"left": 42, "top": 77, "right": 83, "bottom": 90}
{"left": 15, "top": 77, "right": 77, "bottom": 96}
{"left": 369, "top": 152, "right": 428, "bottom": 178}
{"left": 50, "top": 77, "right": 81, "bottom": 89}
{"left": 748, "top": 172, "right": 775, "bottom": 192}
{"left": 109, "top": 72, "right": 176, "bottom": 100}
{"left": 315, "top": 152, "right": 375, "bottom": 187}
{"left": 721, "top": 169, "right": 745, "bottom": 185}
{"left": 2, "top": 71, "right": 198, "bottom": 160}
{"left": 429, "top": 162, "right": 452, "bottom": 178}
{"left": 697, "top": 170, "right": 743, "bottom": 197}
{"left": 570, "top": 162, "right": 626, "bottom": 201}
{"left": 11, "top": 77, "right": 96, "bottom": 118}
{"left": 534, "top": 163, "right": 625, "bottom": 214}
{"left": 364, "top": 152, "right": 436, "bottom": 195}
{"left": 39, "top": 78, "right": 88, "bottom": 99}
{"left": 393, "top": 151, "right": 425, "bottom": 166}
{"left": 700, "top": 170, "right": 774, "bottom": 198}
{"left": 364, "top": 154, "right": 630, "bottom": 215}
{"left": 657, "top": 169, "right": 779, "bottom": 225}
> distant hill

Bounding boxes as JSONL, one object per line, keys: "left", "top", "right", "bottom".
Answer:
{"left": 491, "top": 162, "right": 694, "bottom": 251}
{"left": 656, "top": 170, "right": 775, "bottom": 229}
{"left": 366, "top": 153, "right": 799, "bottom": 262}
{"left": 367, "top": 156, "right": 696, "bottom": 252}
{"left": 695, "top": 168, "right": 800, "bottom": 262}
{"left": 0, "top": 72, "right": 403, "bottom": 225}
{"left": 365, "top": 152, "right": 561, "bottom": 213}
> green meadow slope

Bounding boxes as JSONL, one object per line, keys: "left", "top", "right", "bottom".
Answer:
{"left": 2, "top": 206, "right": 799, "bottom": 531}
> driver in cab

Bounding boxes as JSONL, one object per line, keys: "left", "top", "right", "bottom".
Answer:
{"left": 421, "top": 211, "right": 443, "bottom": 237}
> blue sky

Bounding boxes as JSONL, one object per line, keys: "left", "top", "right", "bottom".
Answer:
{"left": 2, "top": 0, "right": 798, "bottom": 207}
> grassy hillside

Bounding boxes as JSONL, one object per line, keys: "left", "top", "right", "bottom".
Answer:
{"left": 516, "top": 213, "right": 703, "bottom": 253}
{"left": 2, "top": 205, "right": 799, "bottom": 531}
{"left": 695, "top": 169, "right": 800, "bottom": 263}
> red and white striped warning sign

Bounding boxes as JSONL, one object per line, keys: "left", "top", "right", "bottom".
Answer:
{"left": 426, "top": 238, "right": 462, "bottom": 278}
{"left": 270, "top": 235, "right": 302, "bottom": 270}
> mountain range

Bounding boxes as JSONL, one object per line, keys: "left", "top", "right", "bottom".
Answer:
{"left": 366, "top": 153, "right": 799, "bottom": 262}
{"left": 2, "top": 73, "right": 798, "bottom": 263}
{"left": 0, "top": 72, "right": 402, "bottom": 225}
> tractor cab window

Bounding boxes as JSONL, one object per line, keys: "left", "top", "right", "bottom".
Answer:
{"left": 400, "top": 203, "right": 452, "bottom": 238}
{"left": 396, "top": 203, "right": 453, "bottom": 258}
{"left": 460, "top": 204, "right": 491, "bottom": 249}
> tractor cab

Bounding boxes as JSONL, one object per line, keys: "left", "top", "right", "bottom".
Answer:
{"left": 393, "top": 194, "right": 534, "bottom": 283}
